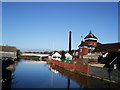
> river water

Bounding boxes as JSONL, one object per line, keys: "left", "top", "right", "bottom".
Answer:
{"left": 7, "top": 59, "right": 119, "bottom": 88}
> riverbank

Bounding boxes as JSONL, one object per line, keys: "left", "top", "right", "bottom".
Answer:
{"left": 18, "top": 56, "right": 40, "bottom": 60}
{"left": 2, "top": 60, "right": 15, "bottom": 89}
{"left": 48, "top": 59, "right": 120, "bottom": 85}
{"left": 49, "top": 63, "right": 119, "bottom": 88}
{"left": 2, "top": 59, "right": 119, "bottom": 88}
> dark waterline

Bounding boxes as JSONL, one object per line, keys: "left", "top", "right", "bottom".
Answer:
{"left": 7, "top": 59, "right": 119, "bottom": 88}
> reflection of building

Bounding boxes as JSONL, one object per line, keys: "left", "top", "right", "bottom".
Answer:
{"left": 2, "top": 61, "right": 17, "bottom": 89}
{"left": 6, "top": 62, "right": 16, "bottom": 72}
{"left": 49, "top": 64, "right": 88, "bottom": 87}
{"left": 2, "top": 68, "right": 12, "bottom": 89}
{"left": 78, "top": 31, "right": 99, "bottom": 58}
{"left": 49, "top": 65, "right": 59, "bottom": 74}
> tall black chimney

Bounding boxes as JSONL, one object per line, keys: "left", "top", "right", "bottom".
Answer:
{"left": 69, "top": 31, "right": 71, "bottom": 54}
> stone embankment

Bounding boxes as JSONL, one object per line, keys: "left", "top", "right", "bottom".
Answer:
{"left": 48, "top": 60, "right": 120, "bottom": 84}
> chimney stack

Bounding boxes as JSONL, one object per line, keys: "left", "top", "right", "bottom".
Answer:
{"left": 69, "top": 31, "right": 71, "bottom": 54}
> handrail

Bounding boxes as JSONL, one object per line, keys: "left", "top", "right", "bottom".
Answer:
{"left": 109, "top": 57, "right": 118, "bottom": 65}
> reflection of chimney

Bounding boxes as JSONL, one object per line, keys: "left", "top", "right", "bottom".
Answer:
{"left": 67, "top": 78, "right": 70, "bottom": 90}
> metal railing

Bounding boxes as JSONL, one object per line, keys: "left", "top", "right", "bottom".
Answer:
{"left": 109, "top": 56, "right": 118, "bottom": 65}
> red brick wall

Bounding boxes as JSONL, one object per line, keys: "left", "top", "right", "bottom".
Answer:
{"left": 78, "top": 48, "right": 88, "bottom": 58}
{"left": 78, "top": 41, "right": 97, "bottom": 58}
{"left": 50, "top": 64, "right": 89, "bottom": 86}
{"left": 78, "top": 48, "right": 80, "bottom": 58}
{"left": 82, "top": 48, "right": 88, "bottom": 55}
{"left": 91, "top": 52, "right": 103, "bottom": 54}
{"left": 49, "top": 60, "right": 89, "bottom": 74}
{"left": 86, "top": 42, "right": 97, "bottom": 47}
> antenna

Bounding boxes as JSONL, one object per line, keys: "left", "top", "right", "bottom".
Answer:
{"left": 81, "top": 36, "right": 83, "bottom": 41}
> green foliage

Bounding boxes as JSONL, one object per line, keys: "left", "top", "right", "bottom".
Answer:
{"left": 18, "top": 56, "right": 39, "bottom": 60}
{"left": 59, "top": 51, "right": 65, "bottom": 59}
{"left": 61, "top": 59, "right": 71, "bottom": 63}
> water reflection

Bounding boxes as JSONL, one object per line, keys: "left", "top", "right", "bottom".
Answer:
{"left": 67, "top": 78, "right": 70, "bottom": 90}
{"left": 20, "top": 60, "right": 47, "bottom": 64}
{"left": 2, "top": 59, "right": 119, "bottom": 89}
{"left": 2, "top": 68, "right": 12, "bottom": 89}
{"left": 49, "top": 64, "right": 119, "bottom": 88}
{"left": 49, "top": 64, "right": 88, "bottom": 88}
{"left": 2, "top": 60, "right": 18, "bottom": 89}
{"left": 49, "top": 65, "right": 59, "bottom": 74}
{"left": 11, "top": 59, "right": 80, "bottom": 88}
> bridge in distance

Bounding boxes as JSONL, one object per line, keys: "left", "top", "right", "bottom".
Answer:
{"left": 21, "top": 53, "right": 50, "bottom": 60}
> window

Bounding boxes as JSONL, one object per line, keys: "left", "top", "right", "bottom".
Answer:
{"left": 80, "top": 49, "right": 82, "bottom": 52}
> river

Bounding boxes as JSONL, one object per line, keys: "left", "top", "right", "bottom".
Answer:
{"left": 4, "top": 59, "right": 119, "bottom": 88}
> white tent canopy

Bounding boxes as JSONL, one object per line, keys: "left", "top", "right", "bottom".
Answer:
{"left": 65, "top": 52, "right": 72, "bottom": 60}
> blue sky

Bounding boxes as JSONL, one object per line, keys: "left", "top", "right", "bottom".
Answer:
{"left": 2, "top": 2, "right": 118, "bottom": 51}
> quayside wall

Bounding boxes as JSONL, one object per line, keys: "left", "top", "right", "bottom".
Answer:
{"left": 48, "top": 60, "right": 120, "bottom": 84}
{"left": 49, "top": 60, "right": 89, "bottom": 74}
{"left": 89, "top": 66, "right": 120, "bottom": 83}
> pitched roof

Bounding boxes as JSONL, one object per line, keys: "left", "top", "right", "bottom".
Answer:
{"left": 65, "top": 52, "right": 72, "bottom": 57}
{"left": 93, "top": 43, "right": 120, "bottom": 52}
{"left": 78, "top": 41, "right": 86, "bottom": 47}
{"left": 84, "top": 32, "right": 97, "bottom": 39}
{"left": 78, "top": 41, "right": 100, "bottom": 47}
{"left": 52, "top": 52, "right": 61, "bottom": 57}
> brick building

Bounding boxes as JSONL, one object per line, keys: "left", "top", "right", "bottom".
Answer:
{"left": 78, "top": 31, "right": 100, "bottom": 58}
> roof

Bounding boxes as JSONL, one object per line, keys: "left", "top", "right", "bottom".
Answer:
{"left": 52, "top": 52, "right": 61, "bottom": 57}
{"left": 0, "top": 46, "right": 17, "bottom": 52}
{"left": 78, "top": 41, "right": 100, "bottom": 47}
{"left": 93, "top": 43, "right": 120, "bottom": 52}
{"left": 78, "top": 41, "right": 87, "bottom": 47}
{"left": 84, "top": 32, "right": 97, "bottom": 39}
{"left": 65, "top": 52, "right": 72, "bottom": 57}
